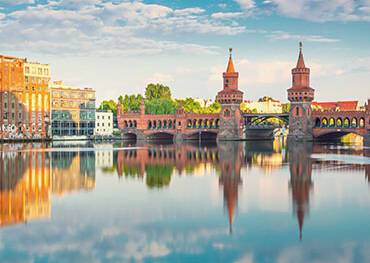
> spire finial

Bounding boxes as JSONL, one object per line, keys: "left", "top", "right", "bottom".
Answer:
{"left": 299, "top": 42, "right": 303, "bottom": 52}
{"left": 229, "top": 48, "right": 232, "bottom": 57}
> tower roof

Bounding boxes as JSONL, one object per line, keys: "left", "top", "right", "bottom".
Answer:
{"left": 296, "top": 42, "right": 306, "bottom": 68}
{"left": 226, "top": 48, "right": 236, "bottom": 73}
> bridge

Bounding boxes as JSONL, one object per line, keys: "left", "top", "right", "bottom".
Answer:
{"left": 117, "top": 44, "right": 370, "bottom": 143}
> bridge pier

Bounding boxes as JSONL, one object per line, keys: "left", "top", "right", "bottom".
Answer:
{"left": 174, "top": 133, "right": 184, "bottom": 144}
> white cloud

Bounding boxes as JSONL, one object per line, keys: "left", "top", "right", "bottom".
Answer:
{"left": 211, "top": 12, "right": 244, "bottom": 19}
{"left": 235, "top": 0, "right": 256, "bottom": 10}
{"left": 268, "top": 31, "right": 339, "bottom": 43}
{"left": 0, "top": 1, "right": 244, "bottom": 56}
{"left": 268, "top": 0, "right": 370, "bottom": 22}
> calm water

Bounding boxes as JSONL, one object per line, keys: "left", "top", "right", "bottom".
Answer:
{"left": 0, "top": 140, "right": 370, "bottom": 263}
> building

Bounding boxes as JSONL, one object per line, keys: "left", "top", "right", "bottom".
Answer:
{"left": 216, "top": 48, "right": 244, "bottom": 140}
{"left": 94, "top": 110, "right": 113, "bottom": 136}
{"left": 312, "top": 101, "right": 359, "bottom": 111}
{"left": 50, "top": 81, "right": 96, "bottom": 138}
{"left": 243, "top": 99, "right": 282, "bottom": 113}
{"left": 0, "top": 55, "right": 51, "bottom": 140}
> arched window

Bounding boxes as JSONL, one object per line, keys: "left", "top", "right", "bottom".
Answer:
{"left": 343, "top": 118, "right": 350, "bottom": 128}
{"left": 336, "top": 118, "right": 342, "bottom": 127}
{"left": 351, "top": 117, "right": 357, "bottom": 128}
{"left": 224, "top": 109, "right": 230, "bottom": 117}
{"left": 315, "top": 118, "right": 320, "bottom": 127}
{"left": 329, "top": 118, "right": 335, "bottom": 128}
{"left": 295, "top": 106, "right": 299, "bottom": 116}
{"left": 148, "top": 120, "right": 152, "bottom": 129}
{"left": 321, "top": 118, "right": 328, "bottom": 127}
{"left": 359, "top": 118, "right": 365, "bottom": 128}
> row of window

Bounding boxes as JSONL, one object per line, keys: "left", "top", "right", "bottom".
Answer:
{"left": 25, "top": 66, "right": 49, "bottom": 76}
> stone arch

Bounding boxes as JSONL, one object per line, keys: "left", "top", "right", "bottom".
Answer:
{"left": 359, "top": 117, "right": 365, "bottom": 128}
{"left": 198, "top": 119, "right": 203, "bottom": 128}
{"left": 329, "top": 117, "right": 335, "bottom": 128}
{"left": 148, "top": 120, "right": 152, "bottom": 129}
{"left": 187, "top": 119, "right": 192, "bottom": 128}
{"left": 169, "top": 120, "right": 173, "bottom": 128}
{"left": 351, "top": 117, "right": 357, "bottom": 128}
{"left": 321, "top": 118, "right": 328, "bottom": 127}
{"left": 215, "top": 119, "right": 220, "bottom": 128}
{"left": 193, "top": 119, "right": 197, "bottom": 128}
{"left": 314, "top": 117, "right": 321, "bottom": 128}
{"left": 133, "top": 120, "right": 137, "bottom": 128}
{"left": 124, "top": 120, "right": 128, "bottom": 128}
{"left": 163, "top": 120, "right": 167, "bottom": 129}
{"left": 158, "top": 120, "right": 162, "bottom": 129}
{"left": 209, "top": 119, "right": 214, "bottom": 128}
{"left": 153, "top": 120, "right": 157, "bottom": 129}
{"left": 336, "top": 118, "right": 342, "bottom": 128}
{"left": 343, "top": 118, "right": 350, "bottom": 128}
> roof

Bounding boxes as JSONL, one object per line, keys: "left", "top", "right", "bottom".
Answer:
{"left": 226, "top": 48, "right": 236, "bottom": 73}
{"left": 312, "top": 101, "right": 358, "bottom": 111}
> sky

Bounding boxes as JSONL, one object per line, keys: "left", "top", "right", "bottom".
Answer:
{"left": 0, "top": 0, "right": 369, "bottom": 104}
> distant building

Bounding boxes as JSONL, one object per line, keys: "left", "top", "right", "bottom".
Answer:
{"left": 94, "top": 110, "right": 113, "bottom": 136}
{"left": 243, "top": 99, "right": 282, "bottom": 113}
{"left": 312, "top": 101, "right": 359, "bottom": 111}
{"left": 50, "top": 81, "right": 95, "bottom": 138}
{"left": 0, "top": 55, "right": 51, "bottom": 140}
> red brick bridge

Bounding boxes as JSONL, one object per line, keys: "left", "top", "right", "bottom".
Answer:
{"left": 117, "top": 45, "right": 370, "bottom": 143}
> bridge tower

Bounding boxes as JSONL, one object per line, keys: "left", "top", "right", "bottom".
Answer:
{"left": 287, "top": 42, "right": 315, "bottom": 141}
{"left": 217, "top": 48, "right": 244, "bottom": 141}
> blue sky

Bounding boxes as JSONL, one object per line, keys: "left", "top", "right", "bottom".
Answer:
{"left": 0, "top": 0, "right": 369, "bottom": 103}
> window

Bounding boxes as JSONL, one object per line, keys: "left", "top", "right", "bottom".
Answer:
{"left": 25, "top": 67, "right": 30, "bottom": 74}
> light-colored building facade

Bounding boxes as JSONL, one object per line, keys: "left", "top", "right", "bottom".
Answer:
{"left": 94, "top": 110, "right": 113, "bottom": 136}
{"left": 243, "top": 99, "right": 282, "bottom": 113}
{"left": 50, "top": 81, "right": 95, "bottom": 138}
{"left": 0, "top": 55, "right": 51, "bottom": 140}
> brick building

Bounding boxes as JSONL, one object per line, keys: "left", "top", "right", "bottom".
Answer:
{"left": 0, "top": 55, "right": 51, "bottom": 140}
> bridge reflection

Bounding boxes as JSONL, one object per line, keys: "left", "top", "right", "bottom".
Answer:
{"left": 114, "top": 140, "right": 370, "bottom": 237}
{"left": 0, "top": 141, "right": 369, "bottom": 239}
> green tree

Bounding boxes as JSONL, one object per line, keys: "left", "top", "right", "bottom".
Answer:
{"left": 145, "top": 83, "right": 172, "bottom": 100}
{"left": 145, "top": 99, "right": 177, "bottom": 114}
{"left": 145, "top": 164, "right": 174, "bottom": 189}
{"left": 98, "top": 100, "right": 117, "bottom": 114}
{"left": 119, "top": 94, "right": 143, "bottom": 112}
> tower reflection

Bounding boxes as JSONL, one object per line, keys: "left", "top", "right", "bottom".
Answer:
{"left": 288, "top": 142, "right": 313, "bottom": 240}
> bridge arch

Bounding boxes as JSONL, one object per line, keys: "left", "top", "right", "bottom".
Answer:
{"left": 122, "top": 132, "right": 137, "bottom": 141}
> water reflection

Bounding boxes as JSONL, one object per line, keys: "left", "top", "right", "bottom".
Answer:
{"left": 1, "top": 140, "right": 370, "bottom": 262}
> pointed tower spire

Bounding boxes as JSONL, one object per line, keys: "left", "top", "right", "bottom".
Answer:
{"left": 296, "top": 42, "right": 306, "bottom": 68}
{"left": 226, "top": 48, "right": 236, "bottom": 73}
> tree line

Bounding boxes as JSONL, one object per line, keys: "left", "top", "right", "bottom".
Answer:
{"left": 98, "top": 83, "right": 221, "bottom": 115}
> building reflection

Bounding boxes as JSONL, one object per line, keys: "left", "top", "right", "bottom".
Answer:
{"left": 0, "top": 144, "right": 96, "bottom": 228}
{"left": 0, "top": 144, "right": 52, "bottom": 227}
{"left": 288, "top": 142, "right": 313, "bottom": 240}
{"left": 218, "top": 143, "right": 243, "bottom": 234}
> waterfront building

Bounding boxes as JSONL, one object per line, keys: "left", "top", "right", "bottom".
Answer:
{"left": 243, "top": 99, "right": 282, "bottom": 113}
{"left": 50, "top": 81, "right": 96, "bottom": 138}
{"left": 0, "top": 55, "right": 51, "bottom": 140}
{"left": 94, "top": 110, "right": 113, "bottom": 136}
